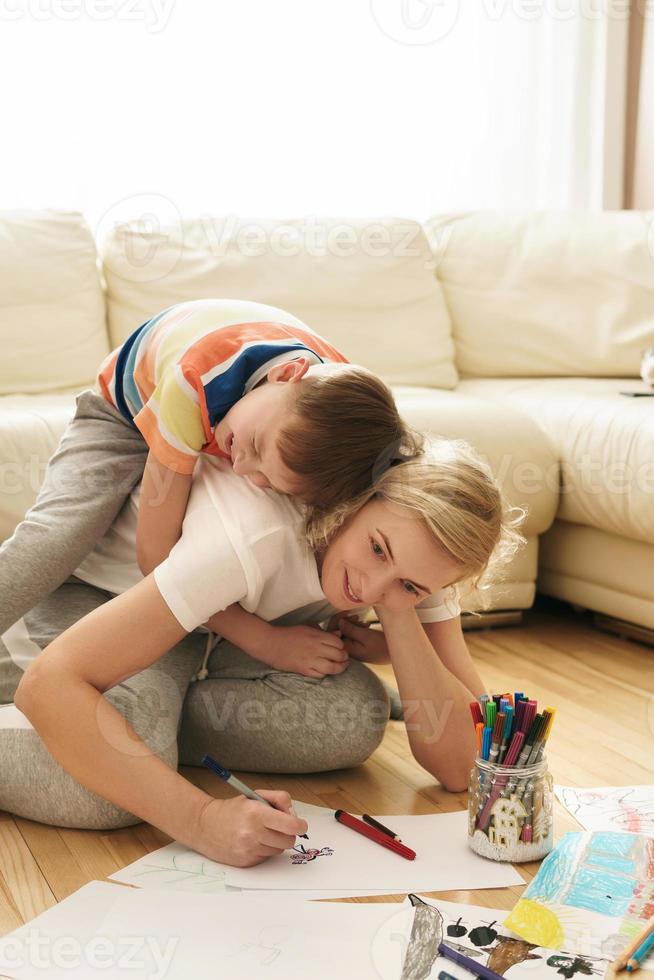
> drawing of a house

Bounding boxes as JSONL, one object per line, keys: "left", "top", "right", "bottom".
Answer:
{"left": 489, "top": 796, "right": 527, "bottom": 848}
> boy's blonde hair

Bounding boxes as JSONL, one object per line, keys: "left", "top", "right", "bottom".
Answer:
{"left": 307, "top": 438, "right": 527, "bottom": 605}
{"left": 277, "top": 365, "right": 423, "bottom": 511}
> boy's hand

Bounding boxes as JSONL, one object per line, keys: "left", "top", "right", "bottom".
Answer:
{"left": 257, "top": 625, "right": 349, "bottom": 678}
{"left": 336, "top": 616, "right": 391, "bottom": 665}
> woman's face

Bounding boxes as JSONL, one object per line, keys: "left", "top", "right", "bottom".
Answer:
{"left": 319, "top": 497, "right": 463, "bottom": 612}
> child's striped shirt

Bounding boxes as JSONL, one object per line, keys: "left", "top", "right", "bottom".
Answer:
{"left": 97, "top": 298, "right": 348, "bottom": 474}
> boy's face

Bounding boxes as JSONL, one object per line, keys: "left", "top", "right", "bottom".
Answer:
{"left": 213, "top": 362, "right": 307, "bottom": 495}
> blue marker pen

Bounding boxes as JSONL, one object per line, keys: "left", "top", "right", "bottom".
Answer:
{"left": 202, "top": 754, "right": 309, "bottom": 839}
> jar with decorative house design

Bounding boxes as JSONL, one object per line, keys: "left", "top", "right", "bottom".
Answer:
{"left": 467, "top": 757, "right": 553, "bottom": 862}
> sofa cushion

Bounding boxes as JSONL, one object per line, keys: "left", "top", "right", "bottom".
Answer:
{"left": 100, "top": 215, "right": 458, "bottom": 389}
{"left": 0, "top": 210, "right": 109, "bottom": 395}
{"left": 539, "top": 521, "right": 654, "bottom": 631}
{"left": 424, "top": 211, "right": 654, "bottom": 379}
{"left": 458, "top": 377, "right": 654, "bottom": 544}
{"left": 392, "top": 385, "right": 559, "bottom": 539}
{"left": 0, "top": 391, "right": 77, "bottom": 541}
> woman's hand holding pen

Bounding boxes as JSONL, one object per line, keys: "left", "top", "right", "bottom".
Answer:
{"left": 196, "top": 791, "right": 308, "bottom": 867}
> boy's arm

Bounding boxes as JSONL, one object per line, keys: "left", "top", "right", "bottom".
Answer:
{"left": 206, "top": 604, "right": 348, "bottom": 679}
{"left": 137, "top": 452, "right": 194, "bottom": 575}
{"left": 205, "top": 604, "right": 272, "bottom": 657}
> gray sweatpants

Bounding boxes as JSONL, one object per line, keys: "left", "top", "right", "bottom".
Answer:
{"left": 0, "top": 389, "right": 148, "bottom": 637}
{"left": 0, "top": 578, "right": 390, "bottom": 830}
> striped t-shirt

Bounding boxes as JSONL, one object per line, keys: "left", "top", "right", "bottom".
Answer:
{"left": 97, "top": 298, "right": 348, "bottom": 474}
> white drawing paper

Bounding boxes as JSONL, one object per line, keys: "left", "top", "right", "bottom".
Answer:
{"left": 555, "top": 785, "right": 654, "bottom": 835}
{"left": 0, "top": 884, "right": 410, "bottom": 979}
{"left": 0, "top": 881, "right": 127, "bottom": 979}
{"left": 109, "top": 799, "right": 392, "bottom": 900}
{"left": 109, "top": 841, "right": 392, "bottom": 900}
{"left": 98, "top": 888, "right": 407, "bottom": 979}
{"left": 108, "top": 796, "right": 331, "bottom": 893}
{"left": 227, "top": 811, "right": 524, "bottom": 892}
{"left": 1, "top": 885, "right": 617, "bottom": 979}
{"left": 108, "top": 840, "right": 238, "bottom": 894}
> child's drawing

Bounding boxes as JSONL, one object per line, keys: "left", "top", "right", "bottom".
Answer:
{"left": 505, "top": 831, "right": 654, "bottom": 968}
{"left": 290, "top": 843, "right": 334, "bottom": 865}
{"left": 109, "top": 841, "right": 238, "bottom": 894}
{"left": 401, "top": 895, "right": 442, "bottom": 980}
{"left": 556, "top": 786, "right": 654, "bottom": 835}
{"left": 226, "top": 925, "right": 293, "bottom": 967}
{"left": 399, "top": 896, "right": 614, "bottom": 980}
{"left": 545, "top": 954, "right": 607, "bottom": 979}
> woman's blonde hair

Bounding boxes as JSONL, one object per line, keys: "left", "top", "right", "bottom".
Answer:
{"left": 307, "top": 438, "right": 527, "bottom": 605}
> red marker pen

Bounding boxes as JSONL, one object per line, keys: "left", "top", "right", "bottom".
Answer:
{"left": 334, "top": 810, "right": 416, "bottom": 861}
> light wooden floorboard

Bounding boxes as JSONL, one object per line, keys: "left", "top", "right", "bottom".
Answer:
{"left": 0, "top": 597, "right": 651, "bottom": 932}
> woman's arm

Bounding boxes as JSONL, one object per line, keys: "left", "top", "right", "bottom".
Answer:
{"left": 376, "top": 606, "right": 477, "bottom": 792}
{"left": 15, "top": 575, "right": 306, "bottom": 863}
{"left": 422, "top": 616, "right": 485, "bottom": 699}
{"left": 137, "top": 452, "right": 194, "bottom": 575}
{"left": 336, "top": 613, "right": 484, "bottom": 696}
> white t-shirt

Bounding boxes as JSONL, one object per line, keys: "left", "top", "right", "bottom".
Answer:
{"left": 75, "top": 457, "right": 461, "bottom": 632}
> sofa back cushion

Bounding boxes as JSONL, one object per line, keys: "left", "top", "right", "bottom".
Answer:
{"left": 424, "top": 211, "right": 654, "bottom": 378}
{"left": 0, "top": 210, "right": 109, "bottom": 394}
{"left": 101, "top": 215, "right": 458, "bottom": 389}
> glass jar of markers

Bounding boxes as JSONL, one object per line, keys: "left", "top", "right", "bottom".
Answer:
{"left": 467, "top": 756, "right": 553, "bottom": 863}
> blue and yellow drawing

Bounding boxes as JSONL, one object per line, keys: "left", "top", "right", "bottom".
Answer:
{"left": 505, "top": 832, "right": 654, "bottom": 950}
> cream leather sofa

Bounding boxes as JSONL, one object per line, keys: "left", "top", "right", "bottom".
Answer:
{"left": 1, "top": 209, "right": 652, "bottom": 633}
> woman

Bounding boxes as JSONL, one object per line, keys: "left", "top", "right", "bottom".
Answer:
{"left": 4, "top": 439, "right": 523, "bottom": 867}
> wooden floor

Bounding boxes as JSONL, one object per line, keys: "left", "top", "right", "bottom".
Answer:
{"left": 0, "top": 596, "right": 651, "bottom": 937}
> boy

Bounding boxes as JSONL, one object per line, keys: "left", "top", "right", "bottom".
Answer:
{"left": 0, "top": 298, "right": 420, "bottom": 674}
